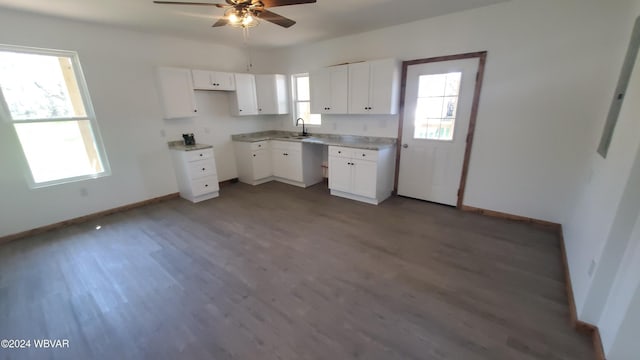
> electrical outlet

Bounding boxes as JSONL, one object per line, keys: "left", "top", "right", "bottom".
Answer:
{"left": 332, "top": 122, "right": 337, "bottom": 131}
{"left": 80, "top": 188, "right": 88, "bottom": 197}
{"left": 588, "top": 259, "right": 597, "bottom": 277}
{"left": 363, "top": 124, "right": 368, "bottom": 132}
{"left": 160, "top": 129, "right": 166, "bottom": 138}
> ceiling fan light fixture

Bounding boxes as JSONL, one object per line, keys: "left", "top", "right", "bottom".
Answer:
{"left": 224, "top": 7, "right": 259, "bottom": 28}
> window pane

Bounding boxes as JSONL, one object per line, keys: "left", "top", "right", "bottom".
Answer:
{"left": 295, "top": 100, "right": 321, "bottom": 126}
{"left": 418, "top": 74, "right": 447, "bottom": 97}
{"left": 0, "top": 51, "right": 87, "bottom": 120}
{"left": 416, "top": 97, "right": 444, "bottom": 118}
{"left": 308, "top": 113, "right": 321, "bottom": 126}
{"left": 296, "top": 101, "right": 311, "bottom": 121}
{"left": 14, "top": 120, "right": 103, "bottom": 183}
{"left": 414, "top": 72, "right": 461, "bottom": 141}
{"left": 296, "top": 76, "right": 310, "bottom": 101}
{"left": 444, "top": 73, "right": 462, "bottom": 96}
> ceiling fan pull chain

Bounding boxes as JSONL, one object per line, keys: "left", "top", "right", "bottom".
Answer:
{"left": 243, "top": 27, "right": 254, "bottom": 72}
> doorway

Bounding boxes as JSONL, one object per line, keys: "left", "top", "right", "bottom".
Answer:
{"left": 396, "top": 52, "right": 487, "bottom": 207}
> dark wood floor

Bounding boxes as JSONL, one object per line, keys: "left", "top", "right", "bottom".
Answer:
{"left": 0, "top": 182, "right": 593, "bottom": 360}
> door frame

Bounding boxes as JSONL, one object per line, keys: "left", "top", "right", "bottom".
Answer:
{"left": 394, "top": 51, "right": 488, "bottom": 208}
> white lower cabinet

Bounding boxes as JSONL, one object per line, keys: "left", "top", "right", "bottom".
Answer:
{"left": 234, "top": 140, "right": 323, "bottom": 188}
{"left": 328, "top": 146, "right": 395, "bottom": 204}
{"left": 171, "top": 147, "right": 220, "bottom": 203}
{"left": 234, "top": 141, "right": 272, "bottom": 185}
{"left": 271, "top": 141, "right": 323, "bottom": 187}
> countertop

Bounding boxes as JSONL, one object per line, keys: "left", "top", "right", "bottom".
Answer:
{"left": 167, "top": 140, "right": 213, "bottom": 151}
{"left": 231, "top": 131, "right": 396, "bottom": 150}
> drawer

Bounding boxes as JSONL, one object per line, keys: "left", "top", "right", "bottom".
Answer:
{"left": 250, "top": 141, "right": 268, "bottom": 151}
{"left": 328, "top": 146, "right": 354, "bottom": 159}
{"left": 185, "top": 148, "right": 214, "bottom": 162}
{"left": 270, "top": 140, "right": 302, "bottom": 151}
{"left": 187, "top": 159, "right": 217, "bottom": 179}
{"left": 353, "top": 148, "right": 378, "bottom": 161}
{"left": 191, "top": 176, "right": 219, "bottom": 197}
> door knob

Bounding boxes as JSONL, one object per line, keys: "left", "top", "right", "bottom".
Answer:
{"left": 402, "top": 144, "right": 408, "bottom": 148}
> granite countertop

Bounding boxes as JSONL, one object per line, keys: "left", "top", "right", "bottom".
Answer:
{"left": 231, "top": 131, "right": 396, "bottom": 150}
{"left": 167, "top": 140, "right": 213, "bottom": 151}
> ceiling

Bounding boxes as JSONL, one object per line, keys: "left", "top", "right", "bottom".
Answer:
{"left": 0, "top": 0, "right": 510, "bottom": 49}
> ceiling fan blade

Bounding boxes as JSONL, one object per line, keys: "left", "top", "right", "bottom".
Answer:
{"left": 212, "top": 18, "right": 229, "bottom": 27}
{"left": 258, "top": 9, "right": 296, "bottom": 28}
{"left": 259, "top": 0, "right": 315, "bottom": 8}
{"left": 153, "top": 1, "right": 226, "bottom": 7}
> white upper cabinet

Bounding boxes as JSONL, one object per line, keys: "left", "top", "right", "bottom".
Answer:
{"left": 310, "top": 64, "right": 348, "bottom": 114}
{"left": 230, "top": 73, "right": 258, "bottom": 116}
{"left": 255, "top": 74, "right": 289, "bottom": 115}
{"left": 157, "top": 67, "right": 198, "bottom": 119}
{"left": 192, "top": 70, "right": 236, "bottom": 91}
{"left": 348, "top": 59, "right": 400, "bottom": 115}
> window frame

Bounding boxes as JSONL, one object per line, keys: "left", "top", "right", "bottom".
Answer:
{"left": 0, "top": 44, "right": 111, "bottom": 188}
{"left": 291, "top": 72, "right": 321, "bottom": 127}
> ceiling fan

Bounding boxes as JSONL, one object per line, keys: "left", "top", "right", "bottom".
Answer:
{"left": 153, "top": 0, "right": 317, "bottom": 29}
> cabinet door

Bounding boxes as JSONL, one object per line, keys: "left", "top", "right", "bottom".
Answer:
{"left": 368, "top": 59, "right": 400, "bottom": 115}
{"left": 352, "top": 159, "right": 378, "bottom": 198}
{"left": 192, "top": 69, "right": 215, "bottom": 90}
{"left": 255, "top": 74, "right": 288, "bottom": 114}
{"left": 348, "top": 62, "right": 371, "bottom": 114}
{"left": 328, "top": 156, "right": 352, "bottom": 193}
{"left": 251, "top": 149, "right": 272, "bottom": 180}
{"left": 213, "top": 71, "right": 236, "bottom": 91}
{"left": 232, "top": 73, "right": 258, "bottom": 115}
{"left": 309, "top": 68, "right": 330, "bottom": 114}
{"left": 157, "top": 67, "right": 197, "bottom": 119}
{"left": 328, "top": 65, "right": 349, "bottom": 114}
{"left": 286, "top": 150, "right": 303, "bottom": 182}
{"left": 271, "top": 149, "right": 288, "bottom": 178}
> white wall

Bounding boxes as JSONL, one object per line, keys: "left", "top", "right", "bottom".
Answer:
{"left": 0, "top": 9, "right": 276, "bottom": 238}
{"left": 599, "top": 209, "right": 640, "bottom": 357}
{"left": 562, "top": 11, "right": 640, "bottom": 318}
{"left": 256, "top": 0, "right": 632, "bottom": 224}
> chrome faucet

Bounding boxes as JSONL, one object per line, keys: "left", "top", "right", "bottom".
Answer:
{"left": 295, "top": 118, "right": 308, "bottom": 136}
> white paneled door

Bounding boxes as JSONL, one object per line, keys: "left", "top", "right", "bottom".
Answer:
{"left": 397, "top": 58, "right": 479, "bottom": 206}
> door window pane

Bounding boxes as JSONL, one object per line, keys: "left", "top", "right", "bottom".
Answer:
{"left": 414, "top": 72, "right": 462, "bottom": 141}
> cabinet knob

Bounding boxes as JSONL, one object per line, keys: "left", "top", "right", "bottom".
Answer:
{"left": 194, "top": 109, "right": 197, "bottom": 112}
{"left": 258, "top": 144, "right": 262, "bottom": 147}
{"left": 239, "top": 109, "right": 243, "bottom": 112}
{"left": 202, "top": 168, "right": 206, "bottom": 171}
{"left": 362, "top": 154, "right": 366, "bottom": 157}
{"left": 252, "top": 154, "right": 256, "bottom": 157}
{"left": 205, "top": 184, "right": 208, "bottom": 187}
{"left": 199, "top": 154, "right": 203, "bottom": 157}
{"left": 338, "top": 151, "right": 341, "bottom": 154}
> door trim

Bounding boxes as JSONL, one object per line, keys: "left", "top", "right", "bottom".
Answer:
{"left": 394, "top": 51, "right": 488, "bottom": 208}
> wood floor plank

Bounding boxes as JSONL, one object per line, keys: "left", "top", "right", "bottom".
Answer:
{"left": 0, "top": 182, "right": 594, "bottom": 359}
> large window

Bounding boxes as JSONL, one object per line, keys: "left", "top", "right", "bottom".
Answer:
{"left": 292, "top": 73, "right": 321, "bottom": 126}
{"left": 0, "top": 45, "right": 110, "bottom": 187}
